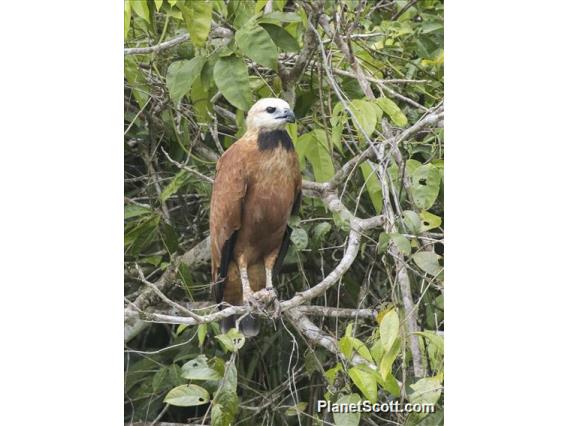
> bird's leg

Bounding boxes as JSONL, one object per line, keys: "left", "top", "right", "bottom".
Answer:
{"left": 238, "top": 258, "right": 260, "bottom": 309}
{"left": 239, "top": 265, "right": 253, "bottom": 300}
{"left": 259, "top": 253, "right": 280, "bottom": 317}
{"left": 265, "top": 253, "right": 279, "bottom": 292}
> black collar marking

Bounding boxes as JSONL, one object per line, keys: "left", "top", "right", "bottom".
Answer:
{"left": 257, "top": 129, "right": 294, "bottom": 152}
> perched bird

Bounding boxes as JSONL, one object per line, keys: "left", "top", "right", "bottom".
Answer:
{"left": 210, "top": 98, "right": 302, "bottom": 337}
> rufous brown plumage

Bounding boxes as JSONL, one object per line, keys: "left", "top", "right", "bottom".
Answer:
{"left": 210, "top": 98, "right": 302, "bottom": 336}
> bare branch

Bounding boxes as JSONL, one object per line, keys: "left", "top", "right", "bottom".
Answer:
{"left": 279, "top": 13, "right": 319, "bottom": 106}
{"left": 124, "top": 237, "right": 210, "bottom": 342}
{"left": 161, "top": 148, "right": 215, "bottom": 184}
{"left": 285, "top": 309, "right": 378, "bottom": 370}
{"left": 125, "top": 24, "right": 233, "bottom": 56}
{"left": 135, "top": 264, "right": 203, "bottom": 321}
{"left": 318, "top": 14, "right": 375, "bottom": 99}
{"left": 295, "top": 305, "right": 376, "bottom": 319}
{"left": 125, "top": 33, "right": 189, "bottom": 56}
{"left": 333, "top": 68, "right": 429, "bottom": 111}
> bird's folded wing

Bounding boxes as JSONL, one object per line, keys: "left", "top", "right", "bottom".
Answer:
{"left": 210, "top": 144, "right": 248, "bottom": 293}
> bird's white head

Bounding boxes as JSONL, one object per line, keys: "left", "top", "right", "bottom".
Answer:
{"left": 246, "top": 98, "right": 296, "bottom": 131}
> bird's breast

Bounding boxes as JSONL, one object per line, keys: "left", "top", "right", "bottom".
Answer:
{"left": 244, "top": 148, "right": 299, "bottom": 225}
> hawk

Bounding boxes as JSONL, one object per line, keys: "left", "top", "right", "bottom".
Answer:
{"left": 210, "top": 98, "right": 302, "bottom": 336}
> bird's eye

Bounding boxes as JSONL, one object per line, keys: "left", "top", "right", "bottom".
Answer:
{"left": 266, "top": 107, "right": 276, "bottom": 113}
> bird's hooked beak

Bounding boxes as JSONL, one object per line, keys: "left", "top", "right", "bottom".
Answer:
{"left": 280, "top": 109, "right": 296, "bottom": 123}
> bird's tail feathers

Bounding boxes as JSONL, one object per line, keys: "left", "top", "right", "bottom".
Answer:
{"left": 219, "top": 262, "right": 265, "bottom": 338}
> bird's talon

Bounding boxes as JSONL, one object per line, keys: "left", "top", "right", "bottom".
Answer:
{"left": 260, "top": 288, "right": 278, "bottom": 303}
{"left": 244, "top": 292, "right": 260, "bottom": 309}
{"left": 271, "top": 299, "right": 282, "bottom": 319}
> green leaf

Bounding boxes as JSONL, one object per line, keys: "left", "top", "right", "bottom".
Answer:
{"left": 176, "top": 323, "right": 188, "bottom": 336}
{"left": 339, "top": 335, "right": 373, "bottom": 363}
{"left": 260, "top": 23, "right": 300, "bottom": 52}
{"left": 124, "top": 56, "right": 149, "bottom": 109}
{"left": 161, "top": 222, "right": 179, "bottom": 254}
{"left": 211, "top": 405, "right": 228, "bottom": 426}
{"left": 179, "top": 0, "right": 212, "bottom": 48}
{"left": 379, "top": 337, "right": 400, "bottom": 380}
{"left": 412, "top": 252, "right": 443, "bottom": 276}
{"left": 220, "top": 360, "right": 238, "bottom": 392}
{"left": 324, "top": 363, "right": 343, "bottom": 386}
{"left": 415, "top": 331, "right": 444, "bottom": 373}
{"left": 333, "top": 394, "right": 361, "bottom": 426}
{"left": 258, "top": 11, "right": 301, "bottom": 23}
{"left": 190, "top": 75, "right": 213, "bottom": 124}
{"left": 410, "top": 164, "right": 441, "bottom": 209}
{"left": 377, "top": 232, "right": 390, "bottom": 254}
{"left": 215, "top": 328, "right": 245, "bottom": 352}
{"left": 296, "top": 129, "right": 335, "bottom": 182}
{"left": 351, "top": 338, "right": 373, "bottom": 363}
{"left": 415, "top": 331, "right": 444, "bottom": 354}
{"left": 389, "top": 233, "right": 411, "bottom": 256}
{"left": 378, "top": 372, "right": 401, "bottom": 397}
{"left": 142, "top": 255, "right": 162, "bottom": 267}
{"left": 211, "top": 361, "right": 239, "bottom": 426}
{"left": 312, "top": 222, "right": 332, "bottom": 244}
{"left": 181, "top": 355, "right": 222, "bottom": 381}
{"left": 409, "top": 376, "right": 443, "bottom": 406}
{"left": 235, "top": 24, "right": 278, "bottom": 69}
{"left": 360, "top": 161, "right": 383, "bottom": 214}
{"left": 285, "top": 402, "right": 308, "bottom": 416}
{"left": 155, "top": 0, "right": 163, "bottom": 11}
{"left": 291, "top": 228, "right": 308, "bottom": 250}
{"left": 380, "top": 309, "right": 399, "bottom": 352}
{"left": 124, "top": 214, "right": 160, "bottom": 255}
{"left": 370, "top": 339, "right": 385, "bottom": 365}
{"left": 198, "top": 323, "right": 207, "bottom": 347}
{"left": 331, "top": 102, "right": 346, "bottom": 126}
{"left": 124, "top": 205, "right": 152, "bottom": 219}
{"left": 348, "top": 366, "right": 377, "bottom": 403}
{"left": 213, "top": 55, "right": 252, "bottom": 111}
{"left": 164, "top": 384, "right": 210, "bottom": 407}
{"left": 331, "top": 120, "right": 345, "bottom": 153}
{"left": 349, "top": 99, "right": 377, "bottom": 137}
{"left": 160, "top": 170, "right": 191, "bottom": 202}
{"left": 152, "top": 367, "right": 169, "bottom": 392}
{"left": 166, "top": 57, "right": 207, "bottom": 104}
{"left": 422, "top": 22, "right": 443, "bottom": 34}
{"left": 377, "top": 97, "right": 408, "bottom": 127}
{"left": 229, "top": 0, "right": 255, "bottom": 28}
{"left": 124, "top": 1, "right": 131, "bottom": 38}
{"left": 130, "top": 0, "right": 150, "bottom": 24}
{"left": 406, "top": 159, "right": 422, "bottom": 176}
{"left": 403, "top": 210, "right": 422, "bottom": 235}
{"left": 419, "top": 210, "right": 442, "bottom": 232}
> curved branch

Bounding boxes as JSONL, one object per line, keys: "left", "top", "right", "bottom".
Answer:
{"left": 285, "top": 309, "right": 377, "bottom": 370}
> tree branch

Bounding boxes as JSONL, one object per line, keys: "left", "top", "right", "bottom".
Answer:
{"left": 125, "top": 33, "right": 189, "bottom": 56}
{"left": 285, "top": 309, "right": 378, "bottom": 370}
{"left": 318, "top": 14, "right": 375, "bottom": 99}
{"left": 124, "top": 237, "right": 210, "bottom": 341}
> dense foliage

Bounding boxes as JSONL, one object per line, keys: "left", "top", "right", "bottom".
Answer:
{"left": 124, "top": 1, "right": 444, "bottom": 425}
